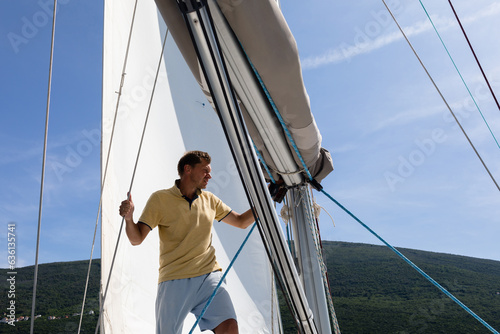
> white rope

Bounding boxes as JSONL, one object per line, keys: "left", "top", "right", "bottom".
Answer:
{"left": 94, "top": 24, "right": 170, "bottom": 334}
{"left": 30, "top": 1, "right": 57, "bottom": 333}
{"left": 280, "top": 204, "right": 291, "bottom": 224}
{"left": 312, "top": 201, "right": 335, "bottom": 227}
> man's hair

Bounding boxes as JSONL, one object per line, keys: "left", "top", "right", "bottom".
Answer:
{"left": 177, "top": 151, "right": 211, "bottom": 176}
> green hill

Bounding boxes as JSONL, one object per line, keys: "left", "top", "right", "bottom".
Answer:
{"left": 1, "top": 242, "right": 499, "bottom": 333}
{"left": 321, "top": 241, "right": 500, "bottom": 334}
{"left": 0, "top": 260, "right": 100, "bottom": 333}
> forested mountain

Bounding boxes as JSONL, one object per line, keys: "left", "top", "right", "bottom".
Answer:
{"left": 1, "top": 242, "right": 499, "bottom": 333}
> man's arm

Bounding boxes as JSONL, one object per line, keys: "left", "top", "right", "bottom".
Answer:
{"left": 119, "top": 194, "right": 150, "bottom": 246}
{"left": 221, "top": 209, "right": 255, "bottom": 229}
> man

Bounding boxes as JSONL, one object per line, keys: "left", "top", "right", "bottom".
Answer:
{"left": 119, "top": 151, "right": 255, "bottom": 334}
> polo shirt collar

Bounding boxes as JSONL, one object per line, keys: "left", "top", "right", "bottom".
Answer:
{"left": 174, "top": 179, "right": 202, "bottom": 204}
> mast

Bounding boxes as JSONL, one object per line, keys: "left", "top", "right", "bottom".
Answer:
{"left": 287, "top": 186, "right": 333, "bottom": 333}
{"left": 174, "top": 0, "right": 334, "bottom": 332}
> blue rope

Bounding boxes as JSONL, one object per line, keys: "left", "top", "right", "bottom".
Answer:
{"left": 320, "top": 189, "right": 499, "bottom": 334}
{"left": 418, "top": 0, "right": 500, "bottom": 150}
{"left": 253, "top": 141, "right": 276, "bottom": 184}
{"left": 188, "top": 222, "right": 257, "bottom": 334}
{"left": 247, "top": 81, "right": 499, "bottom": 332}
{"left": 244, "top": 29, "right": 498, "bottom": 334}
{"left": 245, "top": 54, "right": 313, "bottom": 181}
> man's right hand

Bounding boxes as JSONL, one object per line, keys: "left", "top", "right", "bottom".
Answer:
{"left": 119, "top": 193, "right": 150, "bottom": 246}
{"left": 119, "top": 193, "right": 134, "bottom": 221}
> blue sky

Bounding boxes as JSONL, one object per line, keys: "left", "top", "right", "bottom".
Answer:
{"left": 1, "top": 0, "right": 499, "bottom": 269}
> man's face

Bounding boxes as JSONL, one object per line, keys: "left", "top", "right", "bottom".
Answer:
{"left": 189, "top": 159, "right": 212, "bottom": 189}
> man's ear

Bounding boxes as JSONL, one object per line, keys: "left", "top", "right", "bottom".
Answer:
{"left": 184, "top": 164, "right": 192, "bottom": 174}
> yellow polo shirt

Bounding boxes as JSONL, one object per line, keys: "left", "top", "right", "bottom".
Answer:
{"left": 139, "top": 182, "right": 232, "bottom": 283}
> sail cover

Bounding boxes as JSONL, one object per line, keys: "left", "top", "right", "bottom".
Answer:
{"left": 154, "top": 0, "right": 333, "bottom": 185}
{"left": 101, "top": 0, "right": 279, "bottom": 332}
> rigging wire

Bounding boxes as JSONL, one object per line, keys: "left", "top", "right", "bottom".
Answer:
{"left": 82, "top": 0, "right": 141, "bottom": 331}
{"left": 417, "top": 0, "right": 500, "bottom": 150}
{"left": 249, "top": 8, "right": 498, "bottom": 326}
{"left": 320, "top": 188, "right": 499, "bottom": 334}
{"left": 30, "top": 1, "right": 57, "bottom": 333}
{"left": 75, "top": 0, "right": 120, "bottom": 329}
{"left": 258, "top": 120, "right": 499, "bottom": 332}
{"left": 93, "top": 13, "right": 169, "bottom": 334}
{"left": 382, "top": 0, "right": 500, "bottom": 193}
{"left": 447, "top": 0, "right": 500, "bottom": 113}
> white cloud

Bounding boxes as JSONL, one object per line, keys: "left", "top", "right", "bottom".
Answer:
{"left": 301, "top": 3, "right": 500, "bottom": 70}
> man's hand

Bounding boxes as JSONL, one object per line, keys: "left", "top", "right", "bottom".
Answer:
{"left": 119, "top": 193, "right": 134, "bottom": 221}
{"left": 119, "top": 193, "right": 150, "bottom": 246}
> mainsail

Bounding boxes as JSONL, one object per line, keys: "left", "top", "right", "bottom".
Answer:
{"left": 101, "top": 0, "right": 333, "bottom": 333}
{"left": 102, "top": 0, "right": 280, "bottom": 333}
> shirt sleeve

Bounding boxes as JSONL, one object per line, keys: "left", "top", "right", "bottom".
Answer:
{"left": 211, "top": 193, "right": 232, "bottom": 222}
{"left": 138, "top": 192, "right": 161, "bottom": 230}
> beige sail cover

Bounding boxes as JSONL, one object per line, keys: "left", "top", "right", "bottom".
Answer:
{"left": 154, "top": 0, "right": 333, "bottom": 184}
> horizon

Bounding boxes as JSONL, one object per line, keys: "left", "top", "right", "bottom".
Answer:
{"left": 2, "top": 239, "right": 500, "bottom": 270}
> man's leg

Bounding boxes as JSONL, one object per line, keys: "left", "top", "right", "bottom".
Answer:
{"left": 156, "top": 277, "right": 204, "bottom": 334}
{"left": 213, "top": 318, "right": 238, "bottom": 334}
{"left": 156, "top": 280, "right": 187, "bottom": 334}
{"left": 193, "top": 271, "right": 237, "bottom": 333}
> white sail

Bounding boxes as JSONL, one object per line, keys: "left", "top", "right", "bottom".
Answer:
{"left": 101, "top": 0, "right": 278, "bottom": 332}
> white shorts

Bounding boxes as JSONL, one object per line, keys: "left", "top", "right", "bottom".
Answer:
{"left": 155, "top": 271, "right": 236, "bottom": 334}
